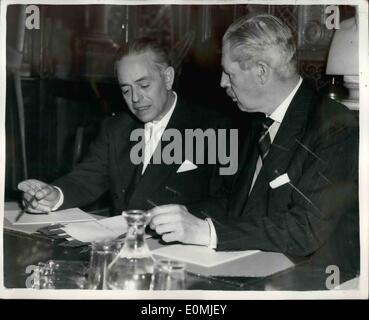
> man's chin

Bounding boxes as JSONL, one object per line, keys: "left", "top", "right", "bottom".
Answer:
{"left": 229, "top": 96, "right": 239, "bottom": 105}
{"left": 135, "top": 113, "right": 155, "bottom": 123}
{"left": 235, "top": 101, "right": 251, "bottom": 112}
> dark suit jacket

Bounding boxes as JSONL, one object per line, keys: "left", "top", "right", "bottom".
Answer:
{"left": 212, "top": 82, "right": 360, "bottom": 274}
{"left": 53, "top": 98, "right": 231, "bottom": 216}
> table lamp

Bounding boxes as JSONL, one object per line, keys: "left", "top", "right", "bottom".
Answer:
{"left": 326, "top": 15, "right": 359, "bottom": 110}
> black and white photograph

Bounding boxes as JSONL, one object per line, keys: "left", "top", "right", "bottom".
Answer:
{"left": 0, "top": 0, "right": 368, "bottom": 299}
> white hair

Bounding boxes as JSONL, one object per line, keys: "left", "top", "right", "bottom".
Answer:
{"left": 223, "top": 14, "right": 297, "bottom": 80}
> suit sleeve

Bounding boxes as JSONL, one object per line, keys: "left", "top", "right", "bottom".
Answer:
{"left": 212, "top": 116, "right": 359, "bottom": 257}
{"left": 53, "top": 119, "right": 111, "bottom": 209}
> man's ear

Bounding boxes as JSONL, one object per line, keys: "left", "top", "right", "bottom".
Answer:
{"left": 254, "top": 62, "right": 270, "bottom": 85}
{"left": 163, "top": 66, "right": 175, "bottom": 90}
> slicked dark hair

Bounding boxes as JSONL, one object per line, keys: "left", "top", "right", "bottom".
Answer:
{"left": 115, "top": 37, "right": 171, "bottom": 72}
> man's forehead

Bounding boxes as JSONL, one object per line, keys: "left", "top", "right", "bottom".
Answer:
{"left": 221, "top": 42, "right": 233, "bottom": 60}
{"left": 117, "top": 53, "right": 159, "bottom": 83}
{"left": 221, "top": 45, "right": 235, "bottom": 69}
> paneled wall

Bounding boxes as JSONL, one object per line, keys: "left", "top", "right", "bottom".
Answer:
{"left": 5, "top": 4, "right": 355, "bottom": 197}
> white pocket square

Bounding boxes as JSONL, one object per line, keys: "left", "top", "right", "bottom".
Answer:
{"left": 269, "top": 173, "right": 290, "bottom": 189}
{"left": 177, "top": 160, "right": 198, "bottom": 173}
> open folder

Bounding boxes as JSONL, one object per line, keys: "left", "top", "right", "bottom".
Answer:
{"left": 4, "top": 208, "right": 95, "bottom": 225}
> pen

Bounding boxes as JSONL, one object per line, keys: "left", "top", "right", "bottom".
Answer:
{"left": 15, "top": 194, "right": 37, "bottom": 222}
{"left": 146, "top": 199, "right": 158, "bottom": 223}
{"left": 147, "top": 199, "right": 158, "bottom": 208}
{"left": 165, "top": 185, "right": 181, "bottom": 196}
{"left": 15, "top": 187, "right": 47, "bottom": 222}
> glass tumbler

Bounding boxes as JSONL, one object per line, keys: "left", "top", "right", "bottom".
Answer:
{"left": 87, "top": 239, "right": 124, "bottom": 290}
{"left": 150, "top": 259, "right": 186, "bottom": 290}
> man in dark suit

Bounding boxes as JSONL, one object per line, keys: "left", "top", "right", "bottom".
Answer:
{"left": 150, "top": 14, "right": 359, "bottom": 275}
{"left": 215, "top": 14, "right": 359, "bottom": 274}
{"left": 18, "top": 38, "right": 232, "bottom": 246}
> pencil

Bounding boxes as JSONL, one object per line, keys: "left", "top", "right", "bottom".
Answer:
{"left": 147, "top": 199, "right": 158, "bottom": 208}
{"left": 15, "top": 194, "right": 37, "bottom": 222}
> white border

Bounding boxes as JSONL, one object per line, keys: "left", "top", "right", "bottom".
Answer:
{"left": 1, "top": 0, "right": 368, "bottom": 5}
{"left": 0, "top": 0, "right": 368, "bottom": 300}
{"left": 357, "top": 0, "right": 369, "bottom": 301}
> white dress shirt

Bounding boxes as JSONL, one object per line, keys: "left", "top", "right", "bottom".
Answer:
{"left": 142, "top": 92, "right": 177, "bottom": 173}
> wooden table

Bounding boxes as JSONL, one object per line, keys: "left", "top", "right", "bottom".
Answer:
{"left": 3, "top": 227, "right": 358, "bottom": 291}
{"left": 2, "top": 202, "right": 358, "bottom": 291}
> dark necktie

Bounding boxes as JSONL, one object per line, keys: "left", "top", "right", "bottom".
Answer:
{"left": 258, "top": 117, "right": 274, "bottom": 162}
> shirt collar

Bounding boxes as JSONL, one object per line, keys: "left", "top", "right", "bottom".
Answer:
{"left": 269, "top": 77, "right": 302, "bottom": 124}
{"left": 145, "top": 91, "right": 177, "bottom": 130}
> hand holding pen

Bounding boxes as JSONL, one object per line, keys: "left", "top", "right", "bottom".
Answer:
{"left": 17, "top": 179, "right": 61, "bottom": 214}
{"left": 146, "top": 199, "right": 211, "bottom": 246}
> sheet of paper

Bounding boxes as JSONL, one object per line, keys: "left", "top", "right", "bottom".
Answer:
{"left": 4, "top": 208, "right": 96, "bottom": 225}
{"left": 152, "top": 244, "right": 260, "bottom": 268}
{"left": 61, "top": 215, "right": 128, "bottom": 243}
{"left": 3, "top": 216, "right": 43, "bottom": 235}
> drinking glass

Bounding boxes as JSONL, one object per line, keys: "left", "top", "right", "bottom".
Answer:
{"left": 150, "top": 259, "right": 186, "bottom": 290}
{"left": 87, "top": 239, "right": 124, "bottom": 290}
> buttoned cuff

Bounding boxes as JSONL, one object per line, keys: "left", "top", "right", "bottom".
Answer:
{"left": 52, "top": 186, "right": 64, "bottom": 211}
{"left": 205, "top": 218, "right": 218, "bottom": 249}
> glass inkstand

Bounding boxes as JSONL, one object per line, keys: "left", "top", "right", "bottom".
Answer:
{"left": 106, "top": 210, "right": 155, "bottom": 290}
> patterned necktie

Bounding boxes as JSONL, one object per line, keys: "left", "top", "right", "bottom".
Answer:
{"left": 258, "top": 117, "right": 274, "bottom": 162}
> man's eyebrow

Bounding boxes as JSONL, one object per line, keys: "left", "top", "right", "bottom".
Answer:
{"left": 119, "top": 76, "right": 150, "bottom": 87}
{"left": 135, "top": 76, "right": 150, "bottom": 82}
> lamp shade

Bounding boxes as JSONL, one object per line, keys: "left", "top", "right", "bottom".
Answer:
{"left": 326, "top": 17, "right": 358, "bottom": 76}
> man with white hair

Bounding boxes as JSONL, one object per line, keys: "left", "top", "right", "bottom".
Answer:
{"left": 212, "top": 14, "right": 359, "bottom": 275}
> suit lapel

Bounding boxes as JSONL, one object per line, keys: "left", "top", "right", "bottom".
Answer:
{"left": 115, "top": 113, "right": 144, "bottom": 195}
{"left": 247, "top": 82, "right": 314, "bottom": 202}
{"left": 229, "top": 114, "right": 262, "bottom": 216}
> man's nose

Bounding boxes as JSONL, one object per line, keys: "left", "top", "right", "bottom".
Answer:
{"left": 220, "top": 72, "right": 229, "bottom": 88}
{"left": 131, "top": 88, "right": 141, "bottom": 103}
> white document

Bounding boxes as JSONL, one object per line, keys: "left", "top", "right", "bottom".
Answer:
{"left": 4, "top": 208, "right": 96, "bottom": 225}
{"left": 152, "top": 244, "right": 260, "bottom": 268}
{"left": 61, "top": 215, "right": 128, "bottom": 243}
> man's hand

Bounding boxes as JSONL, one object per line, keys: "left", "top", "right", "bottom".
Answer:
{"left": 17, "top": 179, "right": 61, "bottom": 213}
{"left": 148, "top": 204, "right": 210, "bottom": 246}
